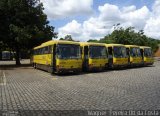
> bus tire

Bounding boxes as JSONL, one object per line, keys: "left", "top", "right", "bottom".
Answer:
{"left": 34, "top": 63, "right": 37, "bottom": 69}
{"left": 48, "top": 66, "right": 54, "bottom": 74}
{"left": 109, "top": 62, "right": 114, "bottom": 69}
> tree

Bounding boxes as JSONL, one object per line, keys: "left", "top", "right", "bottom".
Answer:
{"left": 64, "top": 35, "right": 74, "bottom": 41}
{"left": 59, "top": 35, "right": 74, "bottom": 41}
{"left": 0, "top": 0, "right": 57, "bottom": 65}
{"left": 97, "top": 25, "right": 159, "bottom": 52}
{"left": 87, "top": 39, "right": 98, "bottom": 42}
{"left": 59, "top": 38, "right": 64, "bottom": 40}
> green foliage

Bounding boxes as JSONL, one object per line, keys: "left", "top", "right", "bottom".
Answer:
{"left": 87, "top": 39, "right": 99, "bottom": 43}
{"left": 60, "top": 35, "right": 74, "bottom": 41}
{"left": 0, "top": 0, "right": 57, "bottom": 64}
{"left": 97, "top": 25, "right": 159, "bottom": 52}
{"left": 64, "top": 35, "right": 73, "bottom": 41}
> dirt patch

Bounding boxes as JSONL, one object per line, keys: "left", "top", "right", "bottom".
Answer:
{"left": 154, "top": 47, "right": 160, "bottom": 57}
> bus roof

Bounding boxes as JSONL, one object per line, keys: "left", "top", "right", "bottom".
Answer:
{"left": 34, "top": 40, "right": 80, "bottom": 49}
{"left": 140, "top": 46, "right": 151, "bottom": 49}
{"left": 125, "top": 45, "right": 139, "bottom": 48}
{"left": 80, "top": 42, "right": 106, "bottom": 46}
{"left": 34, "top": 45, "right": 43, "bottom": 50}
{"left": 105, "top": 44, "right": 125, "bottom": 47}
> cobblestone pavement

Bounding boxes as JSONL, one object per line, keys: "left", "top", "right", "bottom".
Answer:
{"left": 0, "top": 60, "right": 160, "bottom": 115}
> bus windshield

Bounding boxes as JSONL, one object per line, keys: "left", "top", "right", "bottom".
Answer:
{"left": 57, "top": 44, "right": 81, "bottom": 59}
{"left": 130, "top": 47, "right": 141, "bottom": 57}
{"left": 89, "top": 46, "right": 107, "bottom": 59}
{"left": 144, "top": 48, "right": 152, "bottom": 57}
{"left": 113, "top": 46, "right": 127, "bottom": 58}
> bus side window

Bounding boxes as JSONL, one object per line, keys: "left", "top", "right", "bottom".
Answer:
{"left": 84, "top": 46, "right": 88, "bottom": 59}
{"left": 38, "top": 49, "right": 41, "bottom": 55}
{"left": 37, "top": 49, "right": 39, "bottom": 55}
{"left": 40, "top": 48, "right": 42, "bottom": 54}
{"left": 40, "top": 48, "right": 43, "bottom": 54}
{"left": 44, "top": 47, "right": 49, "bottom": 54}
{"left": 34, "top": 50, "right": 36, "bottom": 55}
{"left": 48, "top": 46, "right": 52, "bottom": 54}
{"left": 108, "top": 47, "right": 113, "bottom": 58}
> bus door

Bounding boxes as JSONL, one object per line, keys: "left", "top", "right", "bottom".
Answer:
{"left": 108, "top": 47, "right": 113, "bottom": 67}
{"left": 140, "top": 49, "right": 144, "bottom": 61}
{"left": 126, "top": 48, "right": 130, "bottom": 63}
{"left": 52, "top": 44, "right": 57, "bottom": 72}
{"left": 84, "top": 46, "right": 89, "bottom": 69}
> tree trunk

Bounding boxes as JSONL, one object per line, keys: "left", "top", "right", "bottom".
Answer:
{"left": 15, "top": 47, "right": 21, "bottom": 65}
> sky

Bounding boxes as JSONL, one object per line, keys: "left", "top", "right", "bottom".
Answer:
{"left": 40, "top": 0, "right": 160, "bottom": 41}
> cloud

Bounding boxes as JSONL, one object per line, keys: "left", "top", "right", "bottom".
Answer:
{"left": 122, "top": 6, "right": 150, "bottom": 30}
{"left": 98, "top": 4, "right": 121, "bottom": 21}
{"left": 144, "top": 16, "right": 160, "bottom": 39}
{"left": 144, "top": 0, "right": 160, "bottom": 39}
{"left": 58, "top": 20, "right": 82, "bottom": 38}
{"left": 58, "top": 1, "right": 160, "bottom": 41}
{"left": 122, "top": 5, "right": 136, "bottom": 13}
{"left": 40, "top": 0, "right": 93, "bottom": 19}
{"left": 152, "top": 0, "right": 160, "bottom": 15}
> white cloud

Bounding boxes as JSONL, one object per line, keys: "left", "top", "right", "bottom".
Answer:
{"left": 122, "top": 6, "right": 150, "bottom": 30}
{"left": 58, "top": 20, "right": 82, "bottom": 38}
{"left": 122, "top": 5, "right": 136, "bottom": 13}
{"left": 152, "top": 0, "right": 160, "bottom": 15}
{"left": 144, "top": 16, "right": 160, "bottom": 39}
{"left": 144, "top": 0, "right": 160, "bottom": 39}
{"left": 58, "top": 1, "right": 160, "bottom": 41}
{"left": 98, "top": 4, "right": 121, "bottom": 21}
{"left": 41, "top": 0, "right": 93, "bottom": 19}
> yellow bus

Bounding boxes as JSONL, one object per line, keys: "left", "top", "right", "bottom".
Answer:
{"left": 80, "top": 42, "right": 108, "bottom": 71}
{"left": 140, "top": 46, "right": 154, "bottom": 65}
{"left": 106, "top": 44, "right": 128, "bottom": 68}
{"left": 32, "top": 40, "right": 82, "bottom": 74}
{"left": 125, "top": 45, "right": 143, "bottom": 66}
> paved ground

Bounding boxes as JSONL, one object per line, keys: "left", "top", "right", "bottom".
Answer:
{"left": 0, "top": 59, "right": 160, "bottom": 115}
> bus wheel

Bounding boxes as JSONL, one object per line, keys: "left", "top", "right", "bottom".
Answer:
{"left": 109, "top": 63, "right": 114, "bottom": 69}
{"left": 34, "top": 63, "right": 37, "bottom": 69}
{"left": 48, "top": 67, "right": 54, "bottom": 74}
{"left": 110, "top": 64, "right": 114, "bottom": 69}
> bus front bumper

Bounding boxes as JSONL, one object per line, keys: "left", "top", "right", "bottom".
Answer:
{"left": 56, "top": 67, "right": 82, "bottom": 73}
{"left": 129, "top": 62, "right": 143, "bottom": 67}
{"left": 113, "top": 63, "right": 128, "bottom": 68}
{"left": 143, "top": 62, "right": 154, "bottom": 66}
{"left": 88, "top": 65, "right": 105, "bottom": 71}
